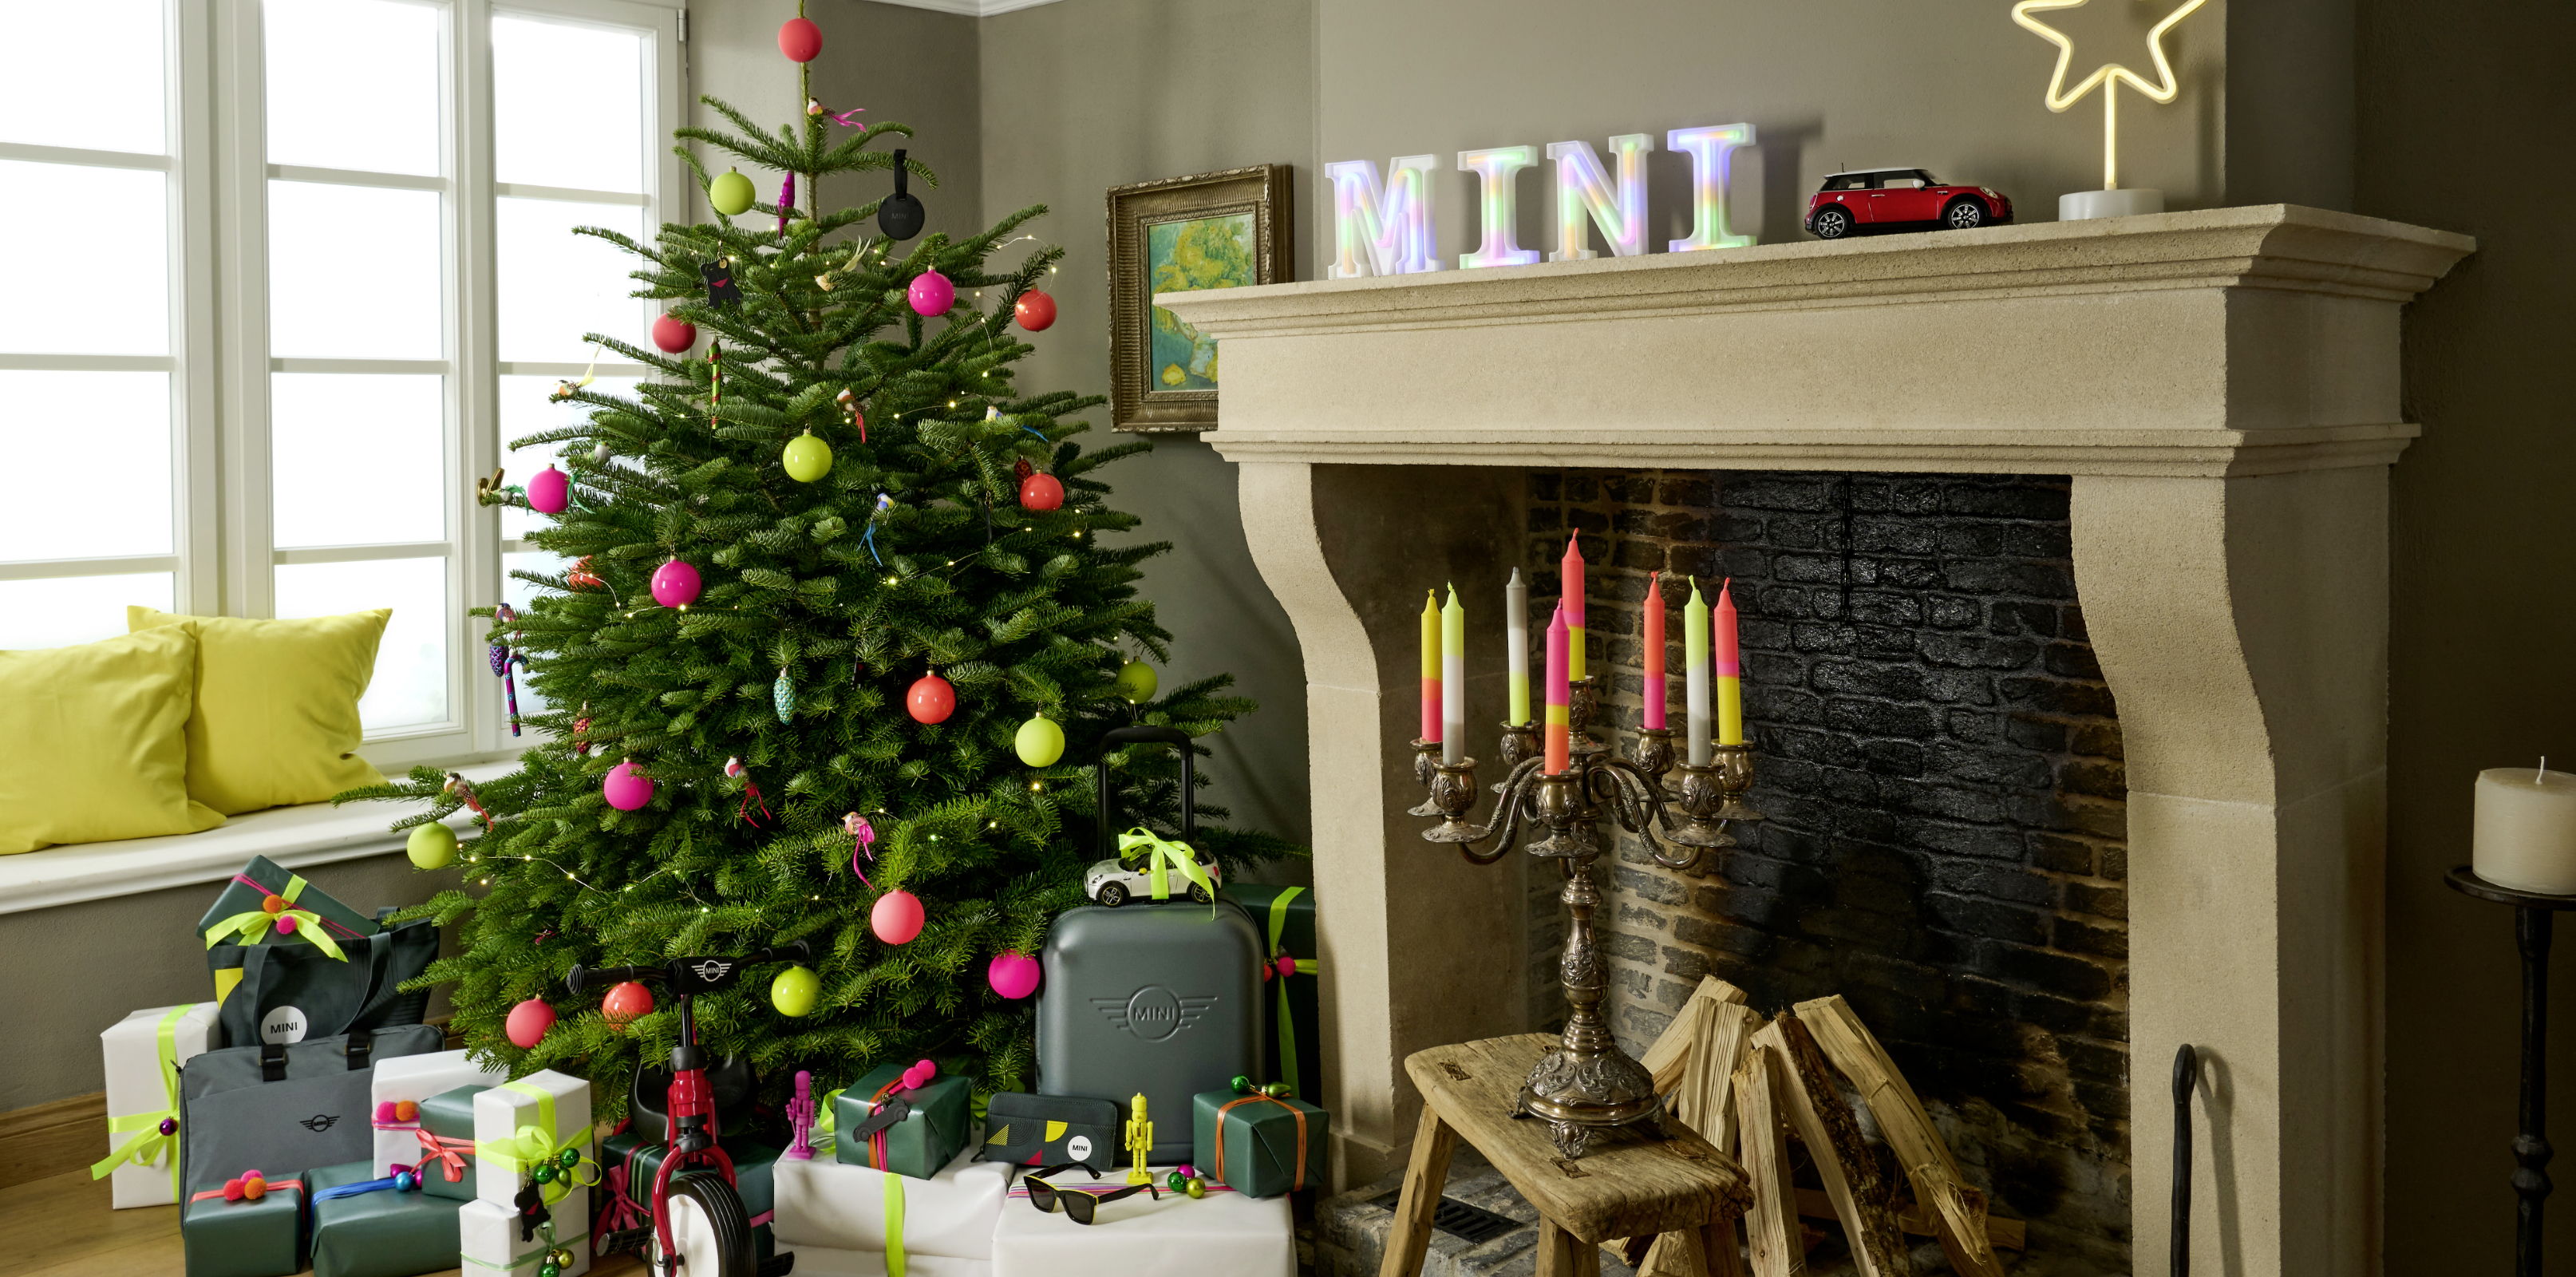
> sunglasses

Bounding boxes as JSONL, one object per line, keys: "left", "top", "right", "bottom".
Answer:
{"left": 1021, "top": 1163, "right": 1160, "bottom": 1224}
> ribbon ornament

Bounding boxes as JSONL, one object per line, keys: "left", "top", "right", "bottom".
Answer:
{"left": 477, "top": 1082, "right": 600, "bottom": 1208}
{"left": 90, "top": 1004, "right": 196, "bottom": 1197}
{"left": 414, "top": 1129, "right": 475, "bottom": 1184}
{"left": 1116, "top": 828, "right": 1218, "bottom": 915}
{"left": 204, "top": 874, "right": 349, "bottom": 960}
{"left": 1265, "top": 888, "right": 1320, "bottom": 1101}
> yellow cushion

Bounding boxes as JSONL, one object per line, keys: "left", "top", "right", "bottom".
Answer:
{"left": 0, "top": 627, "right": 227, "bottom": 854}
{"left": 128, "top": 606, "right": 390, "bottom": 815}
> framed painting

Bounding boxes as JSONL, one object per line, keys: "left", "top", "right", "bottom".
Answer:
{"left": 1107, "top": 164, "right": 1292, "bottom": 433}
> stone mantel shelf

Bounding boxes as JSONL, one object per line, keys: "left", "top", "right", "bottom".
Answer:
{"left": 1164, "top": 204, "right": 2472, "bottom": 477}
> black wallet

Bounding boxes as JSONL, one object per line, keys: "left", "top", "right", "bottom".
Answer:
{"left": 978, "top": 1092, "right": 1123, "bottom": 1171}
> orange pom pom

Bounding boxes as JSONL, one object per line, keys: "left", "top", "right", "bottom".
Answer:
{"left": 241, "top": 1175, "right": 266, "bottom": 1201}
{"left": 261, "top": 894, "right": 286, "bottom": 914}
{"left": 394, "top": 1100, "right": 418, "bottom": 1122}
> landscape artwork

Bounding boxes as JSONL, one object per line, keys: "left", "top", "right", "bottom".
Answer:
{"left": 1145, "top": 212, "right": 1255, "bottom": 391}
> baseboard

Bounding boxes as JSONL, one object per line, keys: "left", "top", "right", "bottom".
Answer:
{"left": 0, "top": 1090, "right": 105, "bottom": 1190}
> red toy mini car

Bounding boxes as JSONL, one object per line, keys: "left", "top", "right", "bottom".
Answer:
{"left": 1804, "top": 168, "right": 2012, "bottom": 239}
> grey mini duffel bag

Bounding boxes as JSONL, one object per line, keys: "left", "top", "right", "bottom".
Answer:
{"left": 180, "top": 1024, "right": 444, "bottom": 1189}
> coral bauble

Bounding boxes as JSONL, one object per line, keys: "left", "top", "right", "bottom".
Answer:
{"left": 871, "top": 890, "right": 925, "bottom": 945}
{"left": 1115, "top": 659, "right": 1158, "bottom": 704}
{"left": 777, "top": 16, "right": 822, "bottom": 61}
{"left": 504, "top": 998, "right": 555, "bottom": 1049}
{"left": 783, "top": 432, "right": 833, "bottom": 482}
{"left": 771, "top": 965, "right": 820, "bottom": 1017}
{"left": 650, "top": 559, "right": 701, "bottom": 607}
{"left": 1017, "top": 472, "right": 1063, "bottom": 512}
{"left": 601, "top": 981, "right": 654, "bottom": 1032}
{"left": 907, "top": 271, "right": 954, "bottom": 316}
{"left": 603, "top": 761, "right": 654, "bottom": 811}
{"left": 1013, "top": 289, "right": 1057, "bottom": 332}
{"left": 650, "top": 314, "right": 697, "bottom": 353}
{"left": 405, "top": 821, "right": 458, "bottom": 870}
{"left": 527, "top": 465, "right": 569, "bottom": 514}
{"left": 1013, "top": 714, "right": 1065, "bottom": 767}
{"left": 709, "top": 168, "right": 757, "bottom": 216}
{"left": 988, "top": 951, "right": 1041, "bottom": 999}
{"left": 907, "top": 672, "right": 955, "bottom": 724}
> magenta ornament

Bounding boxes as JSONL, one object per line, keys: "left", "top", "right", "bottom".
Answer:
{"left": 650, "top": 559, "right": 701, "bottom": 607}
{"left": 604, "top": 761, "right": 654, "bottom": 810}
{"left": 987, "top": 951, "right": 1041, "bottom": 1000}
{"left": 871, "top": 889, "right": 925, "bottom": 945}
{"left": 527, "top": 465, "right": 569, "bottom": 514}
{"left": 907, "top": 271, "right": 954, "bottom": 317}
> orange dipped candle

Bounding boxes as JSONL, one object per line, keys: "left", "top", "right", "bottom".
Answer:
{"left": 1544, "top": 603, "right": 1571, "bottom": 774}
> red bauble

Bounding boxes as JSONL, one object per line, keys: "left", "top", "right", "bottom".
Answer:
{"left": 601, "top": 980, "right": 654, "bottom": 1033}
{"left": 1018, "top": 472, "right": 1065, "bottom": 512}
{"left": 907, "top": 672, "right": 956, "bottom": 724}
{"left": 871, "top": 889, "right": 925, "bottom": 945}
{"left": 650, "top": 314, "right": 696, "bottom": 353}
{"left": 777, "top": 17, "right": 822, "bottom": 62}
{"left": 1013, "top": 289, "right": 1057, "bottom": 332}
{"left": 504, "top": 998, "right": 555, "bottom": 1049}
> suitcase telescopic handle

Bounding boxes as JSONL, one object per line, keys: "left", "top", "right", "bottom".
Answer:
{"left": 1097, "top": 724, "right": 1195, "bottom": 861}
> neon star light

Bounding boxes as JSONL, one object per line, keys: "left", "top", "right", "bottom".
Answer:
{"left": 1324, "top": 155, "right": 1443, "bottom": 278}
{"left": 2011, "top": 0, "right": 2210, "bottom": 192}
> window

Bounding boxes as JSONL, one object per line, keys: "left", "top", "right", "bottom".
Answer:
{"left": 0, "top": 0, "right": 678, "bottom": 768}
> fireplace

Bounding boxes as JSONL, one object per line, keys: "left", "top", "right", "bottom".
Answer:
{"left": 1160, "top": 205, "right": 2472, "bottom": 1275}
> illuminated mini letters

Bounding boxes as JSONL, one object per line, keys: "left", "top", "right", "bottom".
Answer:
{"left": 1324, "top": 155, "right": 1443, "bottom": 278}
{"left": 1456, "top": 145, "right": 1543, "bottom": 270}
{"left": 1547, "top": 133, "right": 1653, "bottom": 260}
{"left": 1665, "top": 123, "right": 1756, "bottom": 251}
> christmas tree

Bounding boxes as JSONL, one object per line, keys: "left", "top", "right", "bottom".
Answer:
{"left": 348, "top": 73, "right": 1294, "bottom": 1113}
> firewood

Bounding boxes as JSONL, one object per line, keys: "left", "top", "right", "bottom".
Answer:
{"left": 1791, "top": 1189, "right": 2027, "bottom": 1251}
{"left": 1756, "top": 1013, "right": 1907, "bottom": 1277}
{"left": 1794, "top": 996, "right": 2005, "bottom": 1277}
{"left": 1733, "top": 1042, "right": 1805, "bottom": 1277}
{"left": 1641, "top": 976, "right": 1748, "bottom": 1092}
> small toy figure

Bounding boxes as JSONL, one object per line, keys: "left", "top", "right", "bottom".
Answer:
{"left": 1124, "top": 1093, "right": 1154, "bottom": 1187}
{"left": 1804, "top": 168, "right": 2013, "bottom": 239}
{"left": 786, "top": 1070, "right": 819, "bottom": 1160}
{"left": 700, "top": 259, "right": 743, "bottom": 307}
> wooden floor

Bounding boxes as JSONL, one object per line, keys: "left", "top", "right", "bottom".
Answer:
{"left": 3, "top": 1167, "right": 646, "bottom": 1277}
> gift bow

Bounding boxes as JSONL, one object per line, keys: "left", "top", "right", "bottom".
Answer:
{"left": 477, "top": 1081, "right": 599, "bottom": 1207}
{"left": 595, "top": 1156, "right": 647, "bottom": 1244}
{"left": 1266, "top": 888, "right": 1319, "bottom": 1101}
{"left": 1116, "top": 828, "right": 1217, "bottom": 915}
{"left": 90, "top": 1003, "right": 196, "bottom": 1197}
{"left": 809, "top": 1087, "right": 844, "bottom": 1156}
{"left": 414, "top": 1129, "right": 474, "bottom": 1184}
{"left": 202, "top": 875, "right": 348, "bottom": 961}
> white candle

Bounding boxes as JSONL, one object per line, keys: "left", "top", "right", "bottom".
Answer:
{"left": 1505, "top": 568, "right": 1529, "bottom": 726}
{"left": 1440, "top": 587, "right": 1466, "bottom": 766}
{"left": 2474, "top": 764, "right": 2576, "bottom": 894}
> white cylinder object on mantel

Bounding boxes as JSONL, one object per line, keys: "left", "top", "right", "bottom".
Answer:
{"left": 2472, "top": 768, "right": 2576, "bottom": 894}
{"left": 2060, "top": 188, "right": 2166, "bottom": 221}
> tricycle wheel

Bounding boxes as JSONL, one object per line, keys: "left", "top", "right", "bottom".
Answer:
{"left": 650, "top": 1169, "right": 754, "bottom": 1277}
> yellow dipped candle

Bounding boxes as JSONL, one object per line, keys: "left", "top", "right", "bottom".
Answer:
{"left": 1716, "top": 579, "right": 1744, "bottom": 746}
{"left": 1419, "top": 591, "right": 1440, "bottom": 745}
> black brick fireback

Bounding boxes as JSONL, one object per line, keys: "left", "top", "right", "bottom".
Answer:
{"left": 1524, "top": 469, "right": 2130, "bottom": 1269}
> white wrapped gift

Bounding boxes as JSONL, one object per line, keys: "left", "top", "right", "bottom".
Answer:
{"left": 460, "top": 1192, "right": 593, "bottom": 1277}
{"left": 472, "top": 1069, "right": 594, "bottom": 1208}
{"left": 372, "top": 1049, "right": 507, "bottom": 1177}
{"left": 94, "top": 1002, "right": 219, "bottom": 1208}
{"left": 990, "top": 1166, "right": 1292, "bottom": 1277}
{"left": 773, "top": 1145, "right": 1012, "bottom": 1257}
{"left": 786, "top": 1249, "right": 990, "bottom": 1277}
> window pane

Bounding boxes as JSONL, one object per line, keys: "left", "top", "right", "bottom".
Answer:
{"left": 0, "top": 573, "right": 174, "bottom": 650}
{"left": 275, "top": 556, "right": 448, "bottom": 731}
{"left": 498, "top": 374, "right": 636, "bottom": 540}
{"left": 0, "top": 163, "right": 168, "bottom": 355}
{"left": 264, "top": 0, "right": 442, "bottom": 176}
{"left": 498, "top": 198, "right": 645, "bottom": 365}
{"left": 0, "top": 372, "right": 172, "bottom": 561}
{"left": 270, "top": 180, "right": 444, "bottom": 359}
{"left": 0, "top": 0, "right": 166, "bottom": 155}
{"left": 494, "top": 16, "right": 646, "bottom": 192}
{"left": 271, "top": 373, "right": 444, "bottom": 548}
{"left": 503, "top": 549, "right": 563, "bottom": 723}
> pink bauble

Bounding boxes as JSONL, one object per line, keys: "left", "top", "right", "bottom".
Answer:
{"left": 906, "top": 673, "right": 955, "bottom": 724}
{"left": 527, "top": 465, "right": 570, "bottom": 514}
{"left": 1017, "top": 472, "right": 1064, "bottom": 512}
{"left": 650, "top": 314, "right": 697, "bottom": 353}
{"left": 907, "top": 271, "right": 954, "bottom": 317}
{"left": 988, "top": 951, "right": 1041, "bottom": 999}
{"left": 602, "top": 980, "right": 654, "bottom": 1032}
{"left": 650, "top": 559, "right": 701, "bottom": 607}
{"left": 777, "top": 16, "right": 822, "bottom": 62}
{"left": 871, "top": 889, "right": 925, "bottom": 945}
{"left": 504, "top": 998, "right": 555, "bottom": 1049}
{"left": 603, "top": 761, "right": 654, "bottom": 810}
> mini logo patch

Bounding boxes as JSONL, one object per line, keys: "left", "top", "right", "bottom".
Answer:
{"left": 259, "top": 1005, "right": 309, "bottom": 1045}
{"left": 689, "top": 959, "right": 733, "bottom": 981}
{"left": 299, "top": 1113, "right": 340, "bottom": 1133}
{"left": 1091, "top": 986, "right": 1217, "bottom": 1042}
{"left": 1068, "top": 1134, "right": 1093, "bottom": 1160}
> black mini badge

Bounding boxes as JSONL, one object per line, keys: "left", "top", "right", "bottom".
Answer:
{"left": 299, "top": 1113, "right": 341, "bottom": 1132}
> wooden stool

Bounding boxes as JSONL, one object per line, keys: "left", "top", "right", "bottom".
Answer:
{"left": 1380, "top": 1034, "right": 1753, "bottom": 1277}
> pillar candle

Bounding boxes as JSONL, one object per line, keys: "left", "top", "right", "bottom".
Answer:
{"left": 1441, "top": 586, "right": 1466, "bottom": 765}
{"left": 1506, "top": 568, "right": 1530, "bottom": 725}
{"left": 1643, "top": 573, "right": 1667, "bottom": 730}
{"left": 1685, "top": 580, "right": 1711, "bottom": 765}
{"left": 1715, "top": 579, "right": 1744, "bottom": 746}
{"left": 2474, "top": 765, "right": 2576, "bottom": 894}
{"left": 1419, "top": 590, "right": 1440, "bottom": 745}
{"left": 1544, "top": 603, "right": 1570, "bottom": 774}
{"left": 1561, "top": 532, "right": 1586, "bottom": 682}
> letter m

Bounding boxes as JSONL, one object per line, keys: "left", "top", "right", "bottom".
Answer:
{"left": 1324, "top": 155, "right": 1443, "bottom": 279}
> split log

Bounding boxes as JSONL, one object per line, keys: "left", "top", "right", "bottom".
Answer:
{"left": 1642, "top": 976, "right": 1749, "bottom": 1093}
{"left": 1685, "top": 1002, "right": 1764, "bottom": 1150}
{"left": 1733, "top": 1042, "right": 1805, "bottom": 1277}
{"left": 1756, "top": 1013, "right": 1907, "bottom": 1277}
{"left": 1794, "top": 996, "right": 2005, "bottom": 1277}
{"left": 1792, "top": 1189, "right": 2026, "bottom": 1251}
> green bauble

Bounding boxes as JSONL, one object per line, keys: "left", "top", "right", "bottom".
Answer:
{"left": 1114, "top": 659, "right": 1157, "bottom": 704}
{"left": 405, "top": 822, "right": 457, "bottom": 869}
{"left": 1013, "top": 714, "right": 1065, "bottom": 767}
{"left": 772, "top": 965, "right": 820, "bottom": 1017}
{"left": 539, "top": 1264, "right": 561, "bottom": 1277}
{"left": 709, "top": 168, "right": 757, "bottom": 216}
{"left": 532, "top": 1164, "right": 556, "bottom": 1184}
{"left": 783, "top": 432, "right": 834, "bottom": 483}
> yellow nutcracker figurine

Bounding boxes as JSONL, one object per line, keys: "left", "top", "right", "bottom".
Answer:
{"left": 1124, "top": 1092, "right": 1154, "bottom": 1186}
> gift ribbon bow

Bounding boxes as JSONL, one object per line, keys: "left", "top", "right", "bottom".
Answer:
{"left": 477, "top": 1081, "right": 599, "bottom": 1207}
{"left": 414, "top": 1129, "right": 475, "bottom": 1184}
{"left": 594, "top": 1141, "right": 649, "bottom": 1250}
{"left": 1116, "top": 828, "right": 1217, "bottom": 915}
{"left": 810, "top": 1087, "right": 844, "bottom": 1156}
{"left": 1266, "top": 888, "right": 1319, "bottom": 1101}
{"left": 90, "top": 1004, "right": 196, "bottom": 1196}
{"left": 202, "top": 874, "right": 350, "bottom": 960}
{"left": 1215, "top": 1093, "right": 1310, "bottom": 1193}
{"left": 190, "top": 1176, "right": 303, "bottom": 1205}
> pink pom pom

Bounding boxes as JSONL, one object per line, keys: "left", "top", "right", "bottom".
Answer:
{"left": 527, "top": 465, "right": 569, "bottom": 515}
{"left": 987, "top": 951, "right": 1041, "bottom": 1000}
{"left": 871, "top": 889, "right": 924, "bottom": 945}
{"left": 1277, "top": 954, "right": 1298, "bottom": 982}
{"left": 907, "top": 271, "right": 954, "bottom": 317}
{"left": 650, "top": 559, "right": 702, "bottom": 608}
{"left": 375, "top": 1101, "right": 397, "bottom": 1124}
{"left": 603, "top": 761, "right": 654, "bottom": 811}
{"left": 274, "top": 914, "right": 298, "bottom": 935}
{"left": 900, "top": 1059, "right": 937, "bottom": 1089}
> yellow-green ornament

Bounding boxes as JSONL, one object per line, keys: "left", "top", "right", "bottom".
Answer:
{"left": 771, "top": 965, "right": 820, "bottom": 1017}
{"left": 1014, "top": 714, "right": 1065, "bottom": 767}
{"left": 709, "top": 168, "right": 757, "bottom": 216}
{"left": 783, "top": 430, "right": 833, "bottom": 482}
{"left": 1114, "top": 660, "right": 1157, "bottom": 704}
{"left": 405, "top": 822, "right": 457, "bottom": 869}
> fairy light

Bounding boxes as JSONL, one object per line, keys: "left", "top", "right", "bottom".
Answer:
{"left": 2011, "top": 0, "right": 2209, "bottom": 191}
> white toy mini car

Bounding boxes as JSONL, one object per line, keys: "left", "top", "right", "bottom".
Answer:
{"left": 1085, "top": 844, "right": 1223, "bottom": 907}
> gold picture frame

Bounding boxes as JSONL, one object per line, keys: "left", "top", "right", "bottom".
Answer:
{"left": 1106, "top": 164, "right": 1293, "bottom": 433}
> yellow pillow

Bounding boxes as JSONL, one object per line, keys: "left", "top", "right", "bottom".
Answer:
{"left": 0, "top": 627, "right": 227, "bottom": 853}
{"left": 128, "top": 606, "right": 390, "bottom": 815}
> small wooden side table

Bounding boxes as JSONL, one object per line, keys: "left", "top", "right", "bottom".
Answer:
{"left": 2448, "top": 866, "right": 2576, "bottom": 1277}
{"left": 1381, "top": 1034, "right": 1753, "bottom": 1277}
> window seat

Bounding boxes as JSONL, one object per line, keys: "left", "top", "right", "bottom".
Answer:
{"left": 0, "top": 760, "right": 516, "bottom": 915}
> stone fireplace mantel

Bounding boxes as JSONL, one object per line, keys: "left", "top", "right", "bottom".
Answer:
{"left": 1160, "top": 205, "right": 2471, "bottom": 1277}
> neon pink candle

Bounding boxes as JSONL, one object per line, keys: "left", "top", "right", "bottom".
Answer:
{"left": 1545, "top": 603, "right": 1571, "bottom": 775}
{"left": 1643, "top": 573, "right": 1666, "bottom": 729}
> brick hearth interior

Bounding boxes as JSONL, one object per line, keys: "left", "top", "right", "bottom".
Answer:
{"left": 1524, "top": 469, "right": 2130, "bottom": 1271}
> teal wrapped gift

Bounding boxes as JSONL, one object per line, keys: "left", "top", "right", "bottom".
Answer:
{"left": 829, "top": 1062, "right": 974, "bottom": 1180}
{"left": 181, "top": 1172, "right": 308, "bottom": 1277}
{"left": 1220, "top": 884, "right": 1322, "bottom": 1102}
{"left": 599, "top": 1129, "right": 780, "bottom": 1259}
{"left": 412, "top": 1084, "right": 487, "bottom": 1200}
{"left": 1191, "top": 1089, "right": 1327, "bottom": 1199}
{"left": 200, "top": 856, "right": 381, "bottom": 1007}
{"left": 307, "top": 1159, "right": 464, "bottom": 1277}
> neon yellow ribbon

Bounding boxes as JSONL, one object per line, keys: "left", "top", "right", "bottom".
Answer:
{"left": 885, "top": 1171, "right": 907, "bottom": 1277}
{"left": 90, "top": 1004, "right": 195, "bottom": 1199}
{"left": 477, "top": 1081, "right": 599, "bottom": 1206}
{"left": 1266, "top": 888, "right": 1318, "bottom": 1100}
{"left": 1116, "top": 827, "right": 1216, "bottom": 915}
{"left": 811, "top": 1087, "right": 844, "bottom": 1156}
{"left": 201, "top": 877, "right": 347, "bottom": 961}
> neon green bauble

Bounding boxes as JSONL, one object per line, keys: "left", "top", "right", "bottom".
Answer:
{"left": 709, "top": 168, "right": 757, "bottom": 216}
{"left": 1014, "top": 714, "right": 1065, "bottom": 767}
{"left": 406, "top": 822, "right": 458, "bottom": 869}
{"left": 783, "top": 432, "right": 833, "bottom": 482}
{"left": 770, "top": 965, "right": 820, "bottom": 1017}
{"left": 1114, "top": 660, "right": 1157, "bottom": 704}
